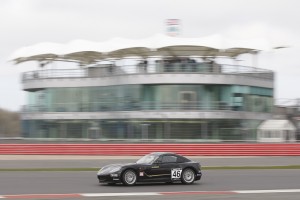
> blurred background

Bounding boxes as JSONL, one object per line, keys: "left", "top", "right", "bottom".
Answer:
{"left": 0, "top": 0, "right": 299, "bottom": 142}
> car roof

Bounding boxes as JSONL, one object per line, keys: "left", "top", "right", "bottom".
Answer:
{"left": 149, "top": 152, "right": 177, "bottom": 156}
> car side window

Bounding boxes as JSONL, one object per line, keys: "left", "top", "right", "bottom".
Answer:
{"left": 153, "top": 156, "right": 162, "bottom": 163}
{"left": 161, "top": 155, "right": 177, "bottom": 163}
{"left": 176, "top": 156, "right": 184, "bottom": 163}
{"left": 177, "top": 155, "right": 190, "bottom": 163}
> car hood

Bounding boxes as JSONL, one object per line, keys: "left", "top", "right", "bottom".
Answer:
{"left": 102, "top": 163, "right": 136, "bottom": 169}
{"left": 98, "top": 163, "right": 137, "bottom": 175}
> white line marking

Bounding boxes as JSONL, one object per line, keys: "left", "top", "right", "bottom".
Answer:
{"left": 234, "top": 189, "right": 300, "bottom": 194}
{"left": 2, "top": 189, "right": 300, "bottom": 199}
{"left": 81, "top": 192, "right": 161, "bottom": 197}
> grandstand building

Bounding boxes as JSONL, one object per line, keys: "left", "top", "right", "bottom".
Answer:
{"left": 13, "top": 34, "right": 274, "bottom": 141}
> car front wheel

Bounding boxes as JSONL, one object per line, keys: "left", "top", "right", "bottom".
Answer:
{"left": 122, "top": 170, "right": 137, "bottom": 186}
{"left": 181, "top": 168, "right": 195, "bottom": 184}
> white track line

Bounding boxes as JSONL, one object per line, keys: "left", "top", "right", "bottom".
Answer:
{"left": 82, "top": 189, "right": 300, "bottom": 197}
{"left": 81, "top": 192, "right": 161, "bottom": 197}
{"left": 235, "top": 189, "right": 300, "bottom": 194}
{"left": 2, "top": 189, "right": 300, "bottom": 199}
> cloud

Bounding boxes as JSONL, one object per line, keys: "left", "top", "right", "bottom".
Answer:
{"left": 1, "top": 0, "right": 300, "bottom": 110}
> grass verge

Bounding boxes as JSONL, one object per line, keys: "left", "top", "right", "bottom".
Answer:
{"left": 0, "top": 165, "right": 300, "bottom": 172}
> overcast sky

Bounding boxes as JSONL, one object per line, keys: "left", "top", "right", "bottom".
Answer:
{"left": 1, "top": 0, "right": 300, "bottom": 111}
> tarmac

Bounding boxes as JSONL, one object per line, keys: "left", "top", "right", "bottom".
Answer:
{"left": 0, "top": 155, "right": 300, "bottom": 168}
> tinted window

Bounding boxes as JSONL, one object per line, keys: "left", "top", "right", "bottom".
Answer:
{"left": 136, "top": 154, "right": 159, "bottom": 164}
{"left": 162, "top": 155, "right": 177, "bottom": 163}
{"left": 177, "top": 155, "right": 190, "bottom": 163}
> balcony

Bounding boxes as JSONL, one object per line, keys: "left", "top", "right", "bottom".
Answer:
{"left": 22, "top": 101, "right": 272, "bottom": 113}
{"left": 22, "top": 63, "right": 274, "bottom": 82}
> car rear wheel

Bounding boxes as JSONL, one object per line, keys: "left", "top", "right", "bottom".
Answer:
{"left": 122, "top": 170, "right": 137, "bottom": 186}
{"left": 181, "top": 168, "right": 195, "bottom": 184}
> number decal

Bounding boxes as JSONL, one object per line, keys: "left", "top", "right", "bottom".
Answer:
{"left": 171, "top": 168, "right": 182, "bottom": 179}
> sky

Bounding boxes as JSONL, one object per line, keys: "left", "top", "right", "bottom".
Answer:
{"left": 1, "top": 0, "right": 300, "bottom": 111}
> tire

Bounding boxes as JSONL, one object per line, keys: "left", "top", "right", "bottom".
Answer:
{"left": 181, "top": 168, "right": 195, "bottom": 184}
{"left": 122, "top": 169, "right": 137, "bottom": 186}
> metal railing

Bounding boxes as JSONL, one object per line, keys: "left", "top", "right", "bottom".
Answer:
{"left": 22, "top": 101, "right": 272, "bottom": 113}
{"left": 22, "top": 63, "right": 274, "bottom": 82}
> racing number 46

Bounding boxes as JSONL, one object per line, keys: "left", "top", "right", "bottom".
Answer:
{"left": 173, "top": 170, "right": 181, "bottom": 177}
{"left": 171, "top": 168, "right": 182, "bottom": 179}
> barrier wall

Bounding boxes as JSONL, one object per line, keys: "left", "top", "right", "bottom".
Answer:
{"left": 0, "top": 144, "right": 300, "bottom": 156}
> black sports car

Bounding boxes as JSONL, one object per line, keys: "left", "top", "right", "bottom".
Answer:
{"left": 97, "top": 152, "right": 202, "bottom": 186}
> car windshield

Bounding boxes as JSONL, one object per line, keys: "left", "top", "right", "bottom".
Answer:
{"left": 136, "top": 154, "right": 158, "bottom": 164}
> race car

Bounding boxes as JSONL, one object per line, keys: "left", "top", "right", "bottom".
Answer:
{"left": 97, "top": 152, "right": 202, "bottom": 186}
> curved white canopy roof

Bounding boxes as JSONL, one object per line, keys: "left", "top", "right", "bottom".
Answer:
{"left": 258, "top": 120, "right": 296, "bottom": 131}
{"left": 9, "top": 34, "right": 270, "bottom": 64}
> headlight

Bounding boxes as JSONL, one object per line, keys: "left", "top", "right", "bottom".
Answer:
{"left": 108, "top": 166, "right": 122, "bottom": 173}
{"left": 97, "top": 169, "right": 102, "bottom": 175}
{"left": 97, "top": 166, "right": 122, "bottom": 175}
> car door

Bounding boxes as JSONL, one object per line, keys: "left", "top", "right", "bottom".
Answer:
{"left": 158, "top": 155, "right": 181, "bottom": 181}
{"left": 143, "top": 155, "right": 181, "bottom": 182}
{"left": 141, "top": 156, "right": 165, "bottom": 181}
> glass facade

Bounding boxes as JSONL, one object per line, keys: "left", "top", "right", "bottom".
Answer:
{"left": 25, "top": 84, "right": 273, "bottom": 113}
{"left": 22, "top": 84, "right": 272, "bottom": 140}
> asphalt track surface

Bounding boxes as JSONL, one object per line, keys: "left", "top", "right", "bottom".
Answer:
{"left": 0, "top": 170, "right": 300, "bottom": 195}
{"left": 1, "top": 156, "right": 300, "bottom": 200}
